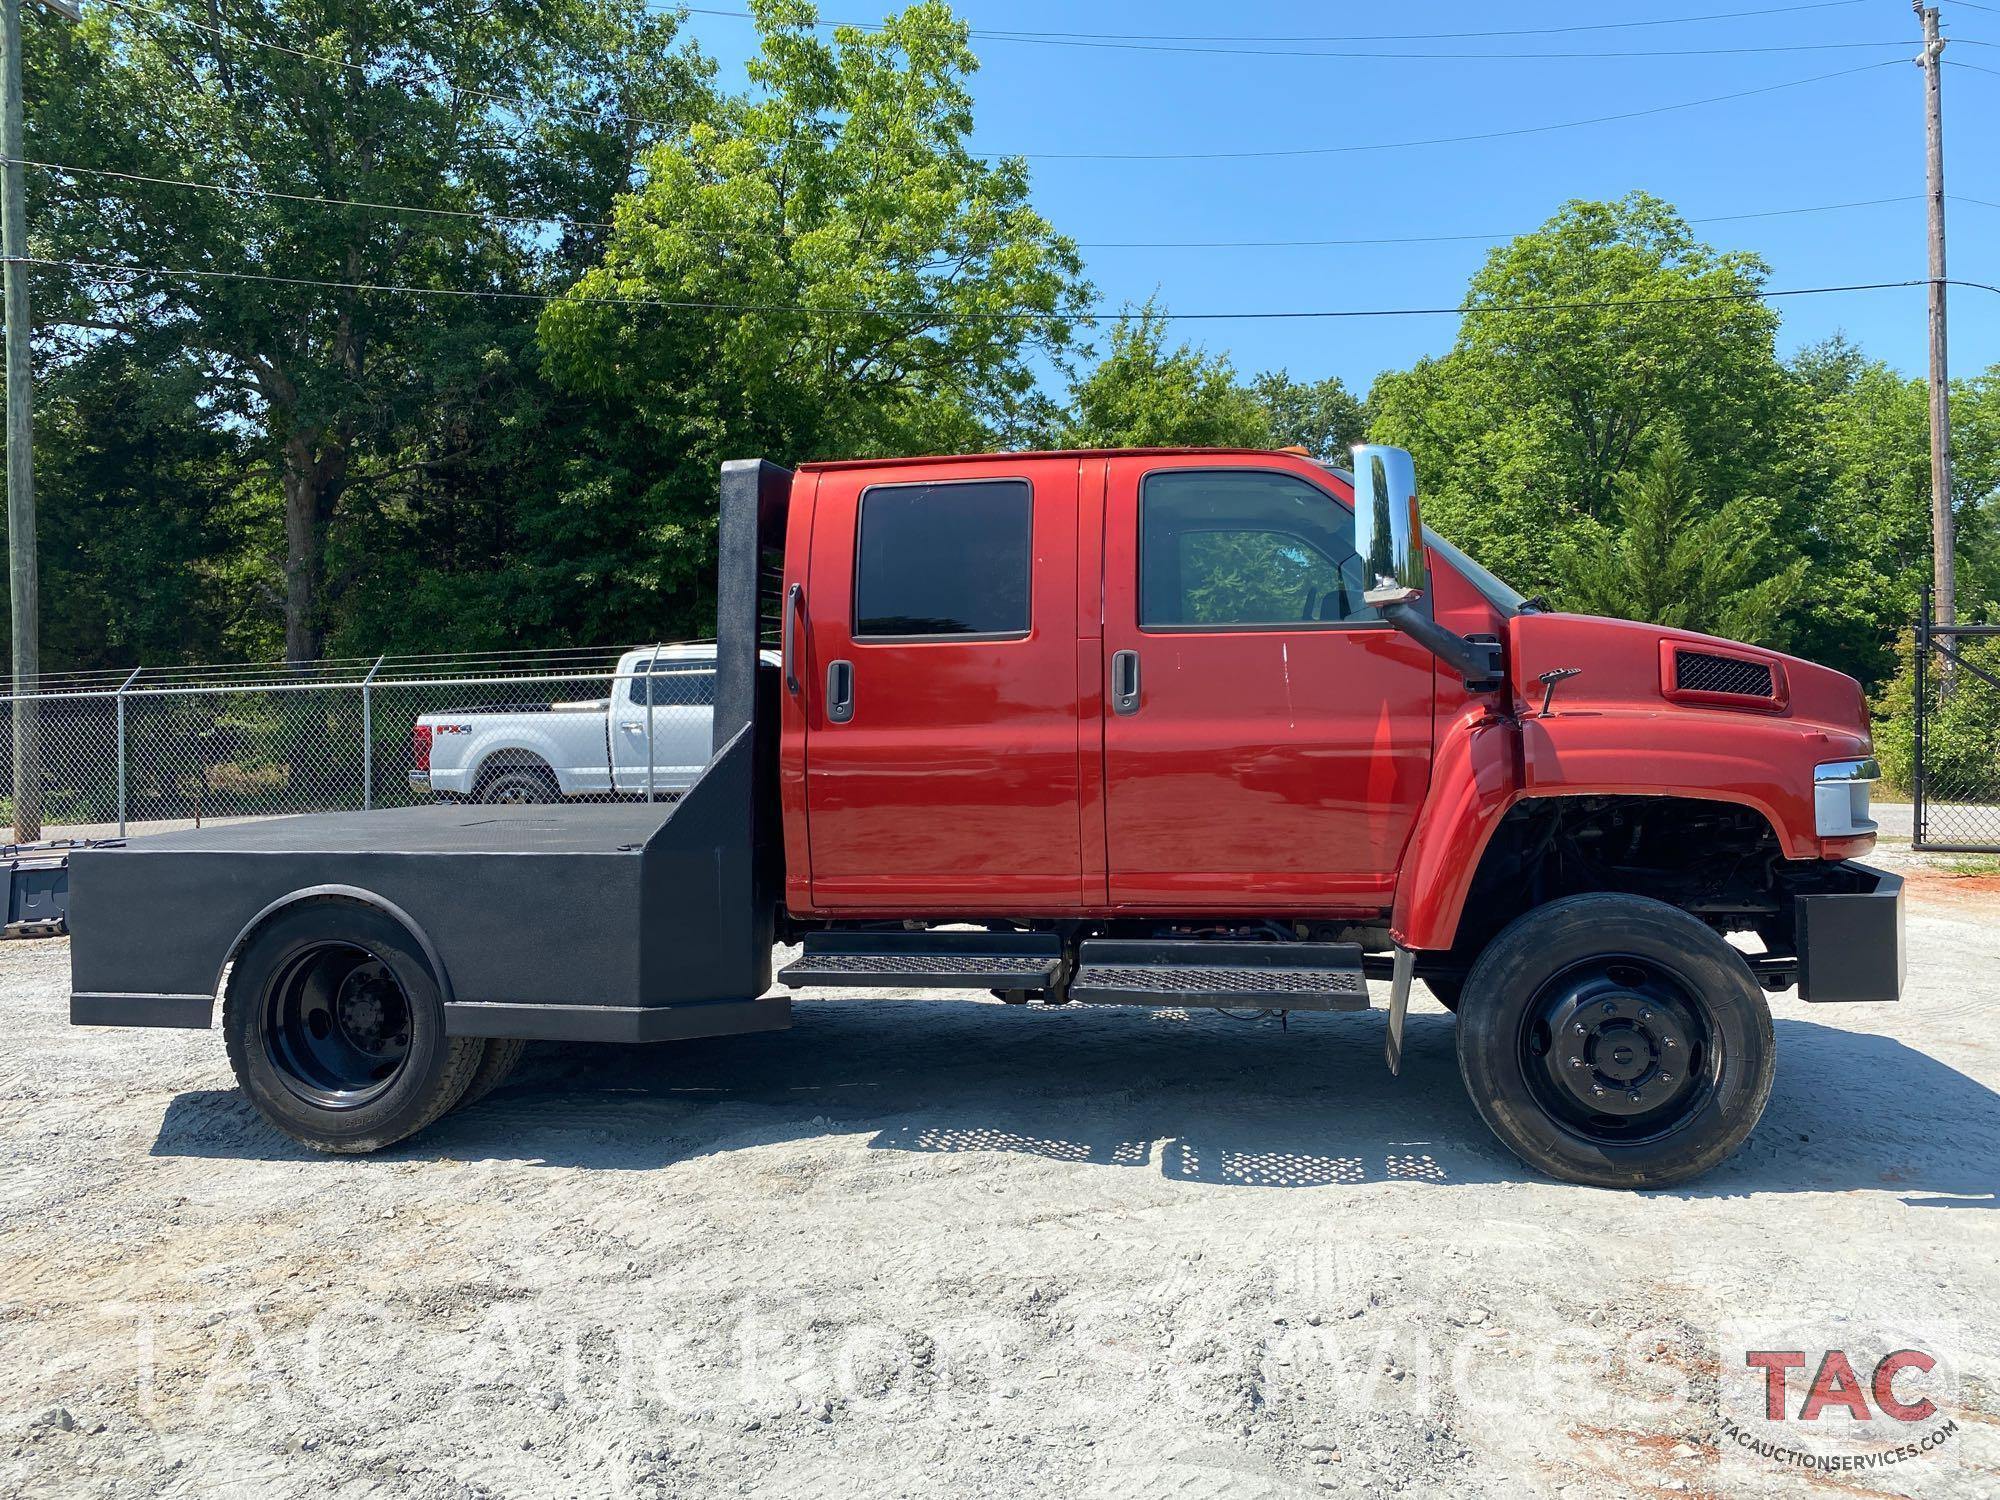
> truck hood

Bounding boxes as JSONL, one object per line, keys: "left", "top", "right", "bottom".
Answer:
{"left": 1504, "top": 612, "right": 1871, "bottom": 742}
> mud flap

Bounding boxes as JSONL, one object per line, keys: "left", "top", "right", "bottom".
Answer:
{"left": 1385, "top": 945, "right": 1415, "bottom": 1075}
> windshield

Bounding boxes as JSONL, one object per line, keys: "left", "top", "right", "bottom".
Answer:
{"left": 1421, "top": 526, "right": 1533, "bottom": 617}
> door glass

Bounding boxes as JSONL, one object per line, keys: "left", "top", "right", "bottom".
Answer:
{"left": 629, "top": 666, "right": 716, "bottom": 707}
{"left": 1140, "top": 470, "right": 1380, "bottom": 629}
{"left": 854, "top": 479, "right": 1032, "bottom": 638}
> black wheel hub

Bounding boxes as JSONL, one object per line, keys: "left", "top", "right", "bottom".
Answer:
{"left": 1521, "top": 958, "right": 1716, "bottom": 1144}
{"left": 263, "top": 944, "right": 413, "bottom": 1110}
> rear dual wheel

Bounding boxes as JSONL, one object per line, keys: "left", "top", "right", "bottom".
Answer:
{"left": 1455, "top": 893, "right": 1775, "bottom": 1190}
{"left": 223, "top": 903, "right": 520, "bottom": 1154}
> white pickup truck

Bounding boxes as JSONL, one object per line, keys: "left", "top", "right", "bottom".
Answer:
{"left": 408, "top": 644, "right": 719, "bottom": 804}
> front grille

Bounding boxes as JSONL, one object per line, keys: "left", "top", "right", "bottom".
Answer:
{"left": 1675, "top": 649, "right": 1774, "bottom": 699}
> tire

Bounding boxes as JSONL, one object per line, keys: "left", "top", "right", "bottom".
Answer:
{"left": 456, "top": 1037, "right": 527, "bottom": 1112}
{"left": 477, "top": 762, "right": 559, "bottom": 805}
{"left": 1454, "top": 893, "right": 1774, "bottom": 1190}
{"left": 223, "top": 901, "right": 484, "bottom": 1155}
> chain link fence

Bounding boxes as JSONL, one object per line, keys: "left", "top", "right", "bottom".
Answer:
{"left": 0, "top": 645, "right": 720, "bottom": 843}
{"left": 1913, "top": 610, "right": 2000, "bottom": 854}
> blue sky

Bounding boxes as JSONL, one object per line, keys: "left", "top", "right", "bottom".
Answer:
{"left": 674, "top": 0, "right": 2000, "bottom": 397}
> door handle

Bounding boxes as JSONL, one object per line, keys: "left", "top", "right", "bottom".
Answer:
{"left": 826, "top": 659, "right": 855, "bottom": 724}
{"left": 619, "top": 721, "right": 644, "bottom": 732}
{"left": 1111, "top": 649, "right": 1141, "bottom": 716}
{"left": 782, "top": 582, "right": 805, "bottom": 695}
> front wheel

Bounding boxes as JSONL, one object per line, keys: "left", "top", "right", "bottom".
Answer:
{"left": 1454, "top": 893, "right": 1774, "bottom": 1189}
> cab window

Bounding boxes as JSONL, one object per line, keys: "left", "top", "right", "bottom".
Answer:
{"left": 628, "top": 664, "right": 717, "bottom": 707}
{"left": 1140, "top": 470, "right": 1380, "bottom": 629}
{"left": 854, "top": 479, "right": 1032, "bottom": 638}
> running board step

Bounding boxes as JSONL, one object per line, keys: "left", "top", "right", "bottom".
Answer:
{"left": 778, "top": 931, "right": 1062, "bottom": 990}
{"left": 1070, "top": 940, "right": 1369, "bottom": 1011}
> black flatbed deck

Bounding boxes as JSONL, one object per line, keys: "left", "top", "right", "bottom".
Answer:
{"left": 118, "top": 803, "right": 680, "bottom": 857}
{"left": 69, "top": 456, "right": 790, "bottom": 1047}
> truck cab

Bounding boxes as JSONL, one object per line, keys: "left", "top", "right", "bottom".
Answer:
{"left": 68, "top": 446, "right": 1903, "bottom": 1189}
{"left": 780, "top": 448, "right": 1880, "bottom": 931}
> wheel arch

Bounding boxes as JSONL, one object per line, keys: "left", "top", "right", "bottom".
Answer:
{"left": 472, "top": 746, "right": 564, "bottom": 795}
{"left": 216, "top": 886, "right": 454, "bottom": 1007}
{"left": 1395, "top": 787, "right": 1787, "bottom": 955}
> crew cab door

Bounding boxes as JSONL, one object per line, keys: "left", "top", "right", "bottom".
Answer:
{"left": 1101, "top": 456, "right": 1436, "bottom": 909}
{"left": 609, "top": 648, "right": 718, "bottom": 794}
{"left": 799, "top": 459, "right": 1083, "bottom": 910}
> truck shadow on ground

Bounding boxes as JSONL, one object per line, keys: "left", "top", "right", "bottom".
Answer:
{"left": 151, "top": 1001, "right": 2000, "bottom": 1204}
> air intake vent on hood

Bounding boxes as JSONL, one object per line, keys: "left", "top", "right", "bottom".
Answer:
{"left": 1673, "top": 649, "right": 1775, "bottom": 700}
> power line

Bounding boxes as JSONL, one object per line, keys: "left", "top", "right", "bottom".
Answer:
{"left": 24, "top": 255, "right": 1997, "bottom": 322}
{"left": 675, "top": 1, "right": 1875, "bottom": 45}
{"left": 1946, "top": 57, "right": 2000, "bottom": 74}
{"left": 23, "top": 157, "right": 1983, "bottom": 256}
{"left": 681, "top": 7, "right": 1916, "bottom": 62}
{"left": 885, "top": 39, "right": 1915, "bottom": 63}
{"left": 1075, "top": 195, "right": 1943, "bottom": 249}
{"left": 92, "top": 4, "right": 1911, "bottom": 169}
{"left": 999, "top": 61, "right": 1903, "bottom": 162}
{"left": 18, "top": 158, "right": 619, "bottom": 233}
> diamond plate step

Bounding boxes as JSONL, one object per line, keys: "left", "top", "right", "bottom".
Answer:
{"left": 778, "top": 931, "right": 1062, "bottom": 991}
{"left": 1070, "top": 939, "right": 1368, "bottom": 1012}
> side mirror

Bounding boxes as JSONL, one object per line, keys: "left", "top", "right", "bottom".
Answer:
{"left": 1350, "top": 444, "right": 1429, "bottom": 607}
{"left": 1348, "top": 443, "right": 1503, "bottom": 692}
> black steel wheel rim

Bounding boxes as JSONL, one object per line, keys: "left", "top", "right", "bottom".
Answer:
{"left": 1518, "top": 954, "right": 1720, "bottom": 1146}
{"left": 262, "top": 942, "right": 413, "bottom": 1110}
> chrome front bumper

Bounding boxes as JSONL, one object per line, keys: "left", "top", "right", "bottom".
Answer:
{"left": 1814, "top": 757, "right": 1881, "bottom": 838}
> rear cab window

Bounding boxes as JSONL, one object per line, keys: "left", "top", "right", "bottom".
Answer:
{"left": 854, "top": 479, "right": 1032, "bottom": 639}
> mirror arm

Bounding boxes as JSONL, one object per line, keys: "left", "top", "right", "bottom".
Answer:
{"left": 1380, "top": 601, "right": 1504, "bottom": 691}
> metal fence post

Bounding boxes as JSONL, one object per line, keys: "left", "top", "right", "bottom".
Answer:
{"left": 361, "top": 655, "right": 384, "bottom": 811}
{"left": 1913, "top": 585, "right": 1929, "bottom": 850}
{"left": 644, "top": 644, "right": 662, "bottom": 804}
{"left": 114, "top": 666, "right": 141, "bottom": 837}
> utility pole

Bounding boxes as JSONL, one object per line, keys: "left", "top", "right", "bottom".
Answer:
{"left": 2, "top": 0, "right": 40, "bottom": 840}
{"left": 1916, "top": 1, "right": 1954, "bottom": 641}
{"left": 0, "top": 0, "right": 73, "bottom": 842}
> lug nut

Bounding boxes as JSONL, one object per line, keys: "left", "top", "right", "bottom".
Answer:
{"left": 1663, "top": 1038, "right": 1676, "bottom": 1049}
{"left": 1660, "top": 1073, "right": 1674, "bottom": 1084}
{"left": 1590, "top": 1084, "right": 1606, "bottom": 1097}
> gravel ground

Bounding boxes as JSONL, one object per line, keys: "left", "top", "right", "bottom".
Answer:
{"left": 2, "top": 821, "right": 1996, "bottom": 1498}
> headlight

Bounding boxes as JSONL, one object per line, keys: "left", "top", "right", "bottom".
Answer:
{"left": 1814, "top": 758, "right": 1880, "bottom": 838}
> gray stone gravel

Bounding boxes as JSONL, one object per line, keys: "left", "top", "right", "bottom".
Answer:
{"left": 1, "top": 850, "right": 1995, "bottom": 1498}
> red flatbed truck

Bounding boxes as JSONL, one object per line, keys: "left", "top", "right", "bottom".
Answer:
{"left": 68, "top": 446, "right": 1903, "bottom": 1187}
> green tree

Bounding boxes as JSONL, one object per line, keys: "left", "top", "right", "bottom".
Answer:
{"left": 537, "top": 0, "right": 1088, "bottom": 637}
{"left": 27, "top": 0, "right": 707, "bottom": 660}
{"left": 1059, "top": 304, "right": 1269, "bottom": 449}
{"left": 1252, "top": 371, "right": 1366, "bottom": 461}
{"left": 1369, "top": 193, "right": 1793, "bottom": 596}
{"left": 1558, "top": 430, "right": 1808, "bottom": 647}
